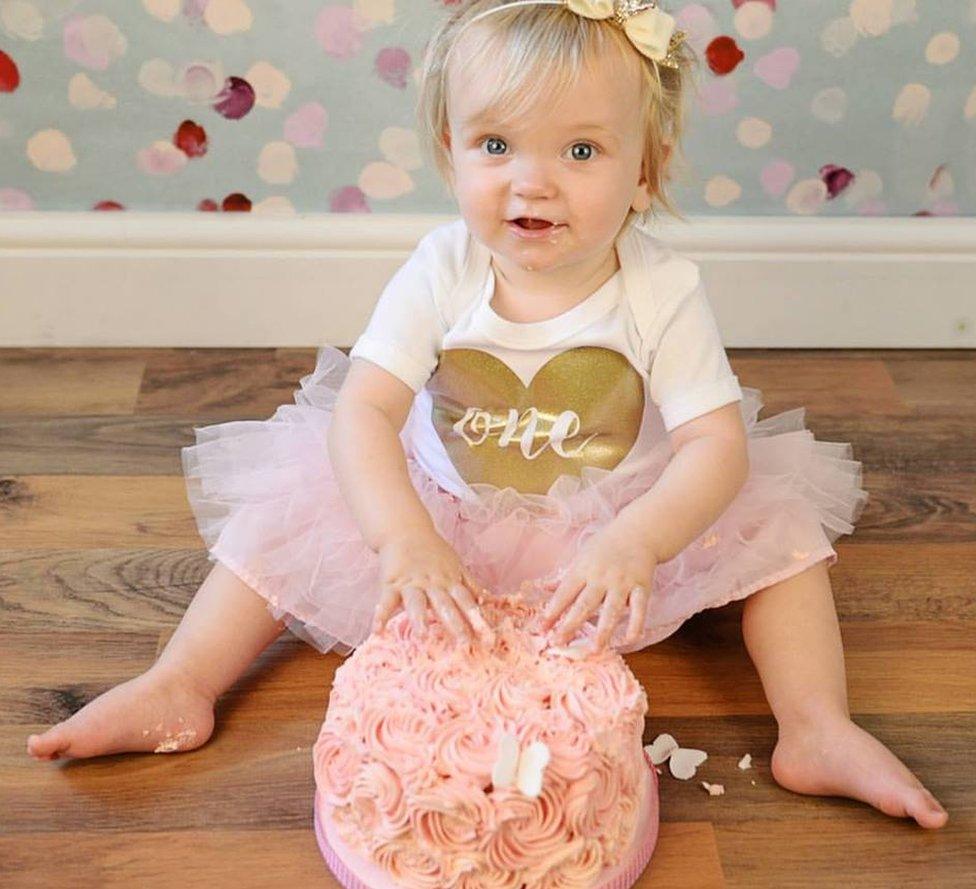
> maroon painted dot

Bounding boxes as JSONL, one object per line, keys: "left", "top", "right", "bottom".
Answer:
{"left": 93, "top": 200, "right": 125, "bottom": 211}
{"left": 706, "top": 36, "right": 745, "bottom": 76}
{"left": 175, "top": 120, "right": 208, "bottom": 158}
{"left": 819, "top": 164, "right": 854, "bottom": 199}
{"left": 0, "top": 50, "right": 20, "bottom": 92}
{"left": 221, "top": 193, "right": 252, "bottom": 212}
{"left": 213, "top": 77, "right": 255, "bottom": 120}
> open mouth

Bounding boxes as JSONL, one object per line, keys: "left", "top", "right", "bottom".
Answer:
{"left": 511, "top": 217, "right": 555, "bottom": 230}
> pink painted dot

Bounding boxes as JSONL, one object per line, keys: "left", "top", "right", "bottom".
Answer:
{"left": 754, "top": 47, "right": 800, "bottom": 90}
{"left": 857, "top": 199, "right": 887, "bottom": 216}
{"left": 760, "top": 159, "right": 795, "bottom": 197}
{"left": 698, "top": 78, "right": 739, "bottom": 116}
{"left": 376, "top": 47, "right": 411, "bottom": 89}
{"left": 0, "top": 187, "right": 34, "bottom": 210}
{"left": 330, "top": 186, "right": 369, "bottom": 213}
{"left": 315, "top": 6, "right": 368, "bottom": 61}
{"left": 284, "top": 102, "right": 328, "bottom": 148}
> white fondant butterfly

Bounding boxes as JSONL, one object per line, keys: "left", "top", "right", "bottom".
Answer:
{"left": 492, "top": 733, "right": 551, "bottom": 798}
{"left": 644, "top": 733, "right": 708, "bottom": 780}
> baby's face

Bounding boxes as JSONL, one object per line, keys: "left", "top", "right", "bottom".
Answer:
{"left": 444, "top": 36, "right": 652, "bottom": 280}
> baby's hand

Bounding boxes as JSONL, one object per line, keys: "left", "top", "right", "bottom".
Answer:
{"left": 373, "top": 531, "right": 494, "bottom": 646}
{"left": 536, "top": 525, "right": 657, "bottom": 652}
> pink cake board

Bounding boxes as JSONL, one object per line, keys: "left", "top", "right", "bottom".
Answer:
{"left": 313, "top": 752, "right": 660, "bottom": 889}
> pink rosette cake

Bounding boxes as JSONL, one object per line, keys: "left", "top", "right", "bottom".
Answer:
{"left": 313, "top": 592, "right": 659, "bottom": 889}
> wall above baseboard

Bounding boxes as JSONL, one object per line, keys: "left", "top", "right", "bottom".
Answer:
{"left": 0, "top": 212, "right": 973, "bottom": 348}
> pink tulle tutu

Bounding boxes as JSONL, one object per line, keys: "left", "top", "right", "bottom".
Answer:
{"left": 182, "top": 345, "right": 869, "bottom": 655}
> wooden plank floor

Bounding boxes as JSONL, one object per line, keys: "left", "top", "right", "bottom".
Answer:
{"left": 1, "top": 347, "right": 974, "bottom": 888}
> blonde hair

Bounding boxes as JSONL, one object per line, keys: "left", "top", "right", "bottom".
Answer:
{"left": 417, "top": 0, "right": 699, "bottom": 229}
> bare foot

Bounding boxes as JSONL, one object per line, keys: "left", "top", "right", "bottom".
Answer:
{"left": 26, "top": 665, "right": 215, "bottom": 761}
{"left": 771, "top": 715, "right": 949, "bottom": 829}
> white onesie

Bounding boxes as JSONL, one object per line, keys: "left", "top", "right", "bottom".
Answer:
{"left": 349, "top": 218, "right": 743, "bottom": 501}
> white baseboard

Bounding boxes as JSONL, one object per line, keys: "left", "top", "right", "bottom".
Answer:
{"left": 0, "top": 212, "right": 973, "bottom": 348}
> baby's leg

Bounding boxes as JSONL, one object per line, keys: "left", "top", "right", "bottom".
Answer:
{"left": 26, "top": 562, "right": 286, "bottom": 761}
{"left": 741, "top": 558, "right": 948, "bottom": 828}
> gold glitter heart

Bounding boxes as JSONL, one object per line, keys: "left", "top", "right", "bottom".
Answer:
{"left": 428, "top": 347, "right": 644, "bottom": 494}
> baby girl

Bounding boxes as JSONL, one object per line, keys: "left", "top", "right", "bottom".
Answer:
{"left": 27, "top": 0, "right": 947, "bottom": 831}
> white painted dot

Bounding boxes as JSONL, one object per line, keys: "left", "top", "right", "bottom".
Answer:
{"left": 786, "top": 178, "right": 828, "bottom": 215}
{"left": 892, "top": 83, "right": 931, "bottom": 126}
{"left": 811, "top": 87, "right": 847, "bottom": 124}
{"left": 246, "top": 61, "right": 291, "bottom": 109}
{"left": 135, "top": 140, "right": 187, "bottom": 175}
{"left": 257, "top": 141, "right": 298, "bottom": 184}
{"left": 849, "top": 0, "right": 893, "bottom": 38}
{"left": 965, "top": 85, "right": 976, "bottom": 120}
{"left": 253, "top": 196, "right": 297, "bottom": 216}
{"left": 733, "top": 1, "right": 773, "bottom": 41}
{"left": 138, "top": 59, "right": 179, "bottom": 97}
{"left": 379, "top": 127, "right": 421, "bottom": 170}
{"left": 704, "top": 175, "right": 742, "bottom": 208}
{"left": 68, "top": 73, "right": 117, "bottom": 110}
{"left": 1, "top": 0, "right": 43, "bottom": 40}
{"left": 925, "top": 32, "right": 959, "bottom": 65}
{"left": 843, "top": 169, "right": 883, "bottom": 205}
{"left": 354, "top": 0, "right": 396, "bottom": 27}
{"left": 359, "top": 161, "right": 414, "bottom": 199}
{"left": 26, "top": 129, "right": 76, "bottom": 173}
{"left": 736, "top": 117, "right": 772, "bottom": 148}
{"left": 141, "top": 0, "right": 181, "bottom": 23}
{"left": 821, "top": 17, "right": 859, "bottom": 57}
{"left": 204, "top": 0, "right": 252, "bottom": 36}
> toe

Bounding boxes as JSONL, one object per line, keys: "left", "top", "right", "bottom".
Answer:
{"left": 27, "top": 727, "right": 68, "bottom": 760}
{"left": 911, "top": 790, "right": 948, "bottom": 829}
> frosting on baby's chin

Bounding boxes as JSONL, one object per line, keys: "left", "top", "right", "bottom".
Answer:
{"left": 313, "top": 591, "right": 650, "bottom": 889}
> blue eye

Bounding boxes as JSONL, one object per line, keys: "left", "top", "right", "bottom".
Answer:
{"left": 482, "top": 137, "right": 507, "bottom": 155}
{"left": 478, "top": 137, "right": 599, "bottom": 160}
{"left": 570, "top": 142, "right": 597, "bottom": 161}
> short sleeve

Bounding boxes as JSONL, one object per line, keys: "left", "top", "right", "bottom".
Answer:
{"left": 647, "top": 277, "right": 743, "bottom": 432}
{"left": 348, "top": 229, "right": 450, "bottom": 394}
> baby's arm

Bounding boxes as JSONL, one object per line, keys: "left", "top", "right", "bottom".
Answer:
{"left": 327, "top": 357, "right": 490, "bottom": 643}
{"left": 541, "top": 401, "right": 749, "bottom": 648}
{"left": 611, "top": 400, "right": 750, "bottom": 562}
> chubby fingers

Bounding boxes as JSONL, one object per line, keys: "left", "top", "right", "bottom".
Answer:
{"left": 426, "top": 587, "right": 473, "bottom": 643}
{"left": 622, "top": 585, "right": 650, "bottom": 646}
{"left": 451, "top": 582, "right": 496, "bottom": 646}
{"left": 592, "top": 587, "right": 630, "bottom": 652}
{"left": 402, "top": 586, "right": 428, "bottom": 635}
{"left": 550, "top": 583, "right": 602, "bottom": 646}
{"left": 537, "top": 576, "right": 585, "bottom": 633}
{"left": 371, "top": 585, "right": 403, "bottom": 634}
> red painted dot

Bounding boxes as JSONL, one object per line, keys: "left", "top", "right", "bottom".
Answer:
{"left": 706, "top": 36, "right": 745, "bottom": 75}
{"left": 175, "top": 120, "right": 208, "bottom": 158}
{"left": 197, "top": 198, "right": 219, "bottom": 212}
{"left": 221, "top": 193, "right": 252, "bottom": 212}
{"left": 93, "top": 201, "right": 125, "bottom": 211}
{"left": 0, "top": 49, "right": 20, "bottom": 92}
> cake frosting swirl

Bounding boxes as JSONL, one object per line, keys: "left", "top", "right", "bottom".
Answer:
{"left": 313, "top": 590, "right": 651, "bottom": 889}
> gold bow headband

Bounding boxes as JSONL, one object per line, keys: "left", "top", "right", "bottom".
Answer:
{"left": 454, "top": 0, "right": 686, "bottom": 70}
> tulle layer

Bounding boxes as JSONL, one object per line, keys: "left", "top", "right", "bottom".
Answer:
{"left": 182, "top": 346, "right": 869, "bottom": 655}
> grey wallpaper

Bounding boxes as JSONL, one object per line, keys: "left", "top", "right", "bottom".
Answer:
{"left": 0, "top": 0, "right": 973, "bottom": 215}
